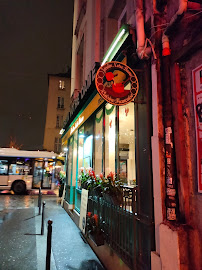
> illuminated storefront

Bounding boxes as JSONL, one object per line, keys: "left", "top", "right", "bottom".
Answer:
{"left": 61, "top": 25, "right": 154, "bottom": 269}
{"left": 62, "top": 91, "right": 138, "bottom": 212}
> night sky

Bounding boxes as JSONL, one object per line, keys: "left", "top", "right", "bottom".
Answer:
{"left": 0, "top": 0, "right": 73, "bottom": 150}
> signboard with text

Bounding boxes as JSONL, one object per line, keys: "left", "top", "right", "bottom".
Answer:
{"left": 79, "top": 189, "right": 89, "bottom": 234}
{"left": 95, "top": 61, "right": 139, "bottom": 106}
{"left": 192, "top": 64, "right": 202, "bottom": 193}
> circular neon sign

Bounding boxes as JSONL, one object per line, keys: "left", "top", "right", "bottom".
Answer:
{"left": 95, "top": 61, "right": 139, "bottom": 106}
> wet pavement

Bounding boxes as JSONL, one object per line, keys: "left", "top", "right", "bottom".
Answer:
{"left": 0, "top": 195, "right": 105, "bottom": 270}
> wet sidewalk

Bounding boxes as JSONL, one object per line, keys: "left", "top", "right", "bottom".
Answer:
{"left": 0, "top": 196, "right": 105, "bottom": 270}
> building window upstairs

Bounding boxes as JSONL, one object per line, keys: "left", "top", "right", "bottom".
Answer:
{"left": 54, "top": 137, "right": 61, "bottom": 153}
{"left": 57, "top": 97, "right": 64, "bottom": 109}
{"left": 59, "top": 80, "right": 65, "bottom": 90}
{"left": 56, "top": 115, "right": 63, "bottom": 128}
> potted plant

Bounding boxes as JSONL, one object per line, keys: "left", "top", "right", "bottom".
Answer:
{"left": 78, "top": 168, "right": 103, "bottom": 197}
{"left": 102, "top": 172, "right": 123, "bottom": 205}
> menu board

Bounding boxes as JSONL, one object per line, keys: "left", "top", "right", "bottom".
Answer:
{"left": 79, "top": 189, "right": 89, "bottom": 234}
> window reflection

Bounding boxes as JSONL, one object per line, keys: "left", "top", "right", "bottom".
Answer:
{"left": 94, "top": 108, "right": 103, "bottom": 175}
{"left": 105, "top": 103, "right": 116, "bottom": 176}
{"left": 67, "top": 136, "right": 73, "bottom": 186}
{"left": 118, "top": 103, "right": 136, "bottom": 186}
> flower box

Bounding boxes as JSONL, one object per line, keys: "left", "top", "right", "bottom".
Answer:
{"left": 89, "top": 231, "right": 104, "bottom": 246}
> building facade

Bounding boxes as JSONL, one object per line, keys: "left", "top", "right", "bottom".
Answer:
{"left": 61, "top": 1, "right": 202, "bottom": 270}
{"left": 43, "top": 73, "right": 71, "bottom": 153}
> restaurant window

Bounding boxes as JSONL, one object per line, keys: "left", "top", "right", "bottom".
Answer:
{"left": 72, "top": 131, "right": 78, "bottom": 187}
{"left": 67, "top": 131, "right": 78, "bottom": 187}
{"left": 77, "top": 117, "right": 93, "bottom": 181}
{"left": 83, "top": 117, "right": 94, "bottom": 169}
{"left": 118, "top": 103, "right": 136, "bottom": 186}
{"left": 105, "top": 103, "right": 116, "bottom": 176}
{"left": 94, "top": 108, "right": 103, "bottom": 175}
{"left": 57, "top": 97, "right": 64, "bottom": 109}
{"left": 77, "top": 126, "right": 84, "bottom": 189}
{"left": 67, "top": 136, "right": 73, "bottom": 186}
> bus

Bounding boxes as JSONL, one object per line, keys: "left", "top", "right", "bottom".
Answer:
{"left": 0, "top": 148, "right": 60, "bottom": 194}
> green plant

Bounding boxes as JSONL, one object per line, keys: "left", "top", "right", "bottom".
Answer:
{"left": 78, "top": 169, "right": 123, "bottom": 204}
{"left": 102, "top": 172, "right": 123, "bottom": 205}
{"left": 59, "top": 171, "right": 66, "bottom": 183}
{"left": 78, "top": 168, "right": 98, "bottom": 191}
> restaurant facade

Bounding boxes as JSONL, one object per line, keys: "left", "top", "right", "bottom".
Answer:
{"left": 61, "top": 1, "right": 202, "bottom": 270}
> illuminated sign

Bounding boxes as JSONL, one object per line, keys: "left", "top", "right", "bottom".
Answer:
{"left": 70, "top": 116, "right": 84, "bottom": 135}
{"left": 95, "top": 61, "right": 139, "bottom": 106}
{"left": 101, "top": 24, "right": 129, "bottom": 66}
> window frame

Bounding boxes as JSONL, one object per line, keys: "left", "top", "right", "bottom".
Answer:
{"left": 57, "top": 97, "right": 64, "bottom": 109}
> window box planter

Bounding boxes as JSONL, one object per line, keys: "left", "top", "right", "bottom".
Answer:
{"left": 88, "top": 230, "right": 104, "bottom": 246}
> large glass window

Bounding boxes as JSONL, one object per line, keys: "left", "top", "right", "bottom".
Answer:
{"left": 77, "top": 117, "right": 93, "bottom": 185}
{"left": 105, "top": 103, "right": 116, "bottom": 176}
{"left": 67, "top": 131, "right": 78, "bottom": 187}
{"left": 94, "top": 108, "right": 103, "bottom": 175}
{"left": 118, "top": 103, "right": 136, "bottom": 186}
{"left": 72, "top": 131, "right": 78, "bottom": 186}
{"left": 67, "top": 136, "right": 74, "bottom": 186}
{"left": 77, "top": 126, "right": 84, "bottom": 189}
{"left": 83, "top": 117, "right": 94, "bottom": 169}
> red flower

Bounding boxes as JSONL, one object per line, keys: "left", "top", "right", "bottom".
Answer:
{"left": 93, "top": 214, "right": 99, "bottom": 226}
{"left": 89, "top": 170, "right": 96, "bottom": 181}
{"left": 87, "top": 212, "right": 92, "bottom": 218}
{"left": 107, "top": 171, "right": 114, "bottom": 181}
{"left": 92, "top": 170, "right": 96, "bottom": 181}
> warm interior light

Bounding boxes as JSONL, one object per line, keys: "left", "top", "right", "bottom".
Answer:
{"left": 59, "top": 128, "right": 65, "bottom": 135}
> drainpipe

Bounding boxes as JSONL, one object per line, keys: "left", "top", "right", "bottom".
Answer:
{"left": 135, "top": 0, "right": 151, "bottom": 59}
{"left": 161, "top": 0, "right": 188, "bottom": 221}
{"left": 163, "top": 0, "right": 188, "bottom": 49}
{"left": 164, "top": 0, "right": 188, "bottom": 36}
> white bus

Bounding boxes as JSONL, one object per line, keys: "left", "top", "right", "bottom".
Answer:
{"left": 0, "top": 148, "right": 59, "bottom": 194}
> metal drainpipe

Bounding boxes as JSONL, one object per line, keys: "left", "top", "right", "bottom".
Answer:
{"left": 161, "top": 47, "right": 179, "bottom": 221}
{"left": 163, "top": 0, "right": 188, "bottom": 38}
{"left": 161, "top": 0, "right": 188, "bottom": 221}
{"left": 135, "top": 0, "right": 151, "bottom": 59}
